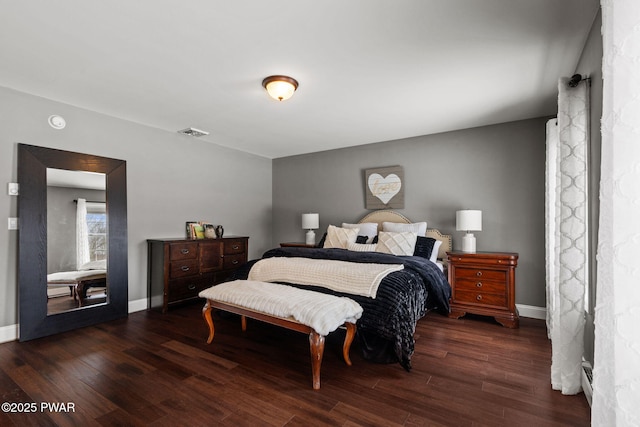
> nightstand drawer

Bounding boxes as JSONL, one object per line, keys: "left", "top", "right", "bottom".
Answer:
{"left": 455, "top": 289, "right": 507, "bottom": 307}
{"left": 454, "top": 267, "right": 506, "bottom": 282}
{"left": 170, "top": 242, "right": 198, "bottom": 260}
{"left": 170, "top": 259, "right": 199, "bottom": 279}
{"left": 454, "top": 278, "right": 506, "bottom": 294}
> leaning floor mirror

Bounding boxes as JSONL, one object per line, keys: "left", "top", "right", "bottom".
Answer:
{"left": 18, "top": 144, "right": 128, "bottom": 341}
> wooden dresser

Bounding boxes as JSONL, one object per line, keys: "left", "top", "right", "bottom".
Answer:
{"left": 446, "top": 251, "right": 519, "bottom": 328}
{"left": 147, "top": 237, "right": 249, "bottom": 312}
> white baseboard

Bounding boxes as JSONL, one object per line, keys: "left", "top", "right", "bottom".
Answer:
{"left": 0, "top": 324, "right": 19, "bottom": 344}
{"left": 516, "top": 304, "right": 546, "bottom": 320}
{"left": 0, "top": 299, "right": 149, "bottom": 344}
{"left": 128, "top": 298, "right": 148, "bottom": 313}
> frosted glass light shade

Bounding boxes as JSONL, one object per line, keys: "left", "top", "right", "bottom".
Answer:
{"left": 302, "top": 213, "right": 319, "bottom": 230}
{"left": 456, "top": 210, "right": 482, "bottom": 231}
{"left": 262, "top": 75, "right": 299, "bottom": 101}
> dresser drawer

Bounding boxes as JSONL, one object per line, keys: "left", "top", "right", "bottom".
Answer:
{"left": 454, "top": 277, "right": 506, "bottom": 294}
{"left": 169, "top": 259, "right": 199, "bottom": 279}
{"left": 223, "top": 253, "right": 246, "bottom": 269}
{"left": 454, "top": 267, "right": 506, "bottom": 282}
{"left": 167, "top": 277, "right": 210, "bottom": 302}
{"left": 454, "top": 289, "right": 507, "bottom": 308}
{"left": 224, "top": 239, "right": 246, "bottom": 255}
{"left": 170, "top": 242, "right": 198, "bottom": 261}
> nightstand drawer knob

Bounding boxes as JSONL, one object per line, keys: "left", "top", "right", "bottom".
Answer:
{"left": 476, "top": 295, "right": 483, "bottom": 301}
{"left": 476, "top": 282, "right": 483, "bottom": 288}
{"left": 476, "top": 271, "right": 483, "bottom": 277}
{"left": 232, "top": 245, "right": 240, "bottom": 250}
{"left": 181, "top": 265, "right": 190, "bottom": 272}
{"left": 181, "top": 249, "right": 190, "bottom": 255}
{"left": 187, "top": 283, "right": 196, "bottom": 291}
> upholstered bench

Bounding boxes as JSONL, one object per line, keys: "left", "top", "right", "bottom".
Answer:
{"left": 199, "top": 280, "right": 363, "bottom": 389}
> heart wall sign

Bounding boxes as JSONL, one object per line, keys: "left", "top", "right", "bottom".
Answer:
{"left": 364, "top": 165, "right": 404, "bottom": 209}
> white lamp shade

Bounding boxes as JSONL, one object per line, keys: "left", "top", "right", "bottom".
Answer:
{"left": 302, "top": 213, "right": 319, "bottom": 230}
{"left": 456, "top": 210, "right": 482, "bottom": 231}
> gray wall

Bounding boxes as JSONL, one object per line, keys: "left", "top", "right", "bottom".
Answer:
{"left": 575, "top": 9, "right": 603, "bottom": 368}
{"left": 273, "top": 117, "right": 547, "bottom": 308}
{"left": 0, "top": 86, "right": 272, "bottom": 329}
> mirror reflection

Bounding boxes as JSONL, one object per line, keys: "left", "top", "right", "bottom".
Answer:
{"left": 46, "top": 168, "right": 108, "bottom": 315}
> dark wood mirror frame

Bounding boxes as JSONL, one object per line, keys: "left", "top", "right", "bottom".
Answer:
{"left": 18, "top": 143, "right": 128, "bottom": 341}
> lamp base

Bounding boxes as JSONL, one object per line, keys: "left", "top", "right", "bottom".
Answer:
{"left": 305, "top": 229, "right": 316, "bottom": 246}
{"left": 461, "top": 233, "right": 476, "bottom": 253}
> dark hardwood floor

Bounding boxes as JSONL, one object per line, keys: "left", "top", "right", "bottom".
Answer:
{"left": 0, "top": 303, "right": 590, "bottom": 426}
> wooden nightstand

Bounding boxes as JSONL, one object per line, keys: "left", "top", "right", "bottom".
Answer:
{"left": 446, "top": 251, "right": 519, "bottom": 328}
{"left": 280, "top": 242, "right": 316, "bottom": 248}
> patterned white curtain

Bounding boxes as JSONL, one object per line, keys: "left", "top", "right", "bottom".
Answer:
{"left": 545, "top": 77, "right": 589, "bottom": 395}
{"left": 592, "top": 1, "right": 640, "bottom": 424}
{"left": 76, "top": 198, "right": 90, "bottom": 268}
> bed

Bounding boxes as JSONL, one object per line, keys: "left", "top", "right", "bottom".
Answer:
{"left": 47, "top": 260, "right": 107, "bottom": 307}
{"left": 233, "top": 210, "right": 452, "bottom": 371}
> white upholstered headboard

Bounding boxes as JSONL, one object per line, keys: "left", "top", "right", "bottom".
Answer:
{"left": 358, "top": 210, "right": 452, "bottom": 260}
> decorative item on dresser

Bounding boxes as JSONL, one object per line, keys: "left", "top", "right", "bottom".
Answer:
{"left": 446, "top": 251, "right": 519, "bottom": 328}
{"left": 147, "top": 236, "right": 248, "bottom": 313}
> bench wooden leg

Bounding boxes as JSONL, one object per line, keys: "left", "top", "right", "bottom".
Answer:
{"left": 343, "top": 322, "right": 356, "bottom": 366}
{"left": 309, "top": 331, "right": 325, "bottom": 390}
{"left": 241, "top": 315, "right": 247, "bottom": 332}
{"left": 202, "top": 301, "right": 215, "bottom": 344}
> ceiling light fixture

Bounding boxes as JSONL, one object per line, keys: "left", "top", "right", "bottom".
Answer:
{"left": 262, "top": 75, "right": 299, "bottom": 101}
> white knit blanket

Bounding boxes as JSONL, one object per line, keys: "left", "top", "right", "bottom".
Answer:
{"left": 198, "top": 280, "right": 363, "bottom": 336}
{"left": 248, "top": 257, "right": 404, "bottom": 299}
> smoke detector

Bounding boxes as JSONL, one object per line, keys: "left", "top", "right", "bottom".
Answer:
{"left": 178, "top": 127, "right": 209, "bottom": 137}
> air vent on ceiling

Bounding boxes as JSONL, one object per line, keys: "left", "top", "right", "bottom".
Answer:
{"left": 178, "top": 127, "right": 209, "bottom": 137}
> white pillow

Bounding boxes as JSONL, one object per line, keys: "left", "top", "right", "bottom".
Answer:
{"left": 382, "top": 221, "right": 427, "bottom": 236}
{"left": 376, "top": 231, "right": 418, "bottom": 256}
{"left": 346, "top": 242, "right": 378, "bottom": 252}
{"left": 342, "top": 222, "right": 378, "bottom": 244}
{"left": 431, "top": 240, "right": 442, "bottom": 262}
{"left": 323, "top": 225, "right": 359, "bottom": 249}
{"left": 79, "top": 260, "right": 107, "bottom": 270}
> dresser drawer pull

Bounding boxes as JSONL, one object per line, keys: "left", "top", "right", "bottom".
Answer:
{"left": 476, "top": 271, "right": 483, "bottom": 277}
{"left": 476, "top": 295, "right": 483, "bottom": 301}
{"left": 232, "top": 259, "right": 239, "bottom": 265}
{"left": 180, "top": 248, "right": 190, "bottom": 255}
{"left": 181, "top": 265, "right": 190, "bottom": 272}
{"left": 232, "top": 245, "right": 240, "bottom": 250}
{"left": 187, "top": 284, "right": 196, "bottom": 291}
{"left": 476, "top": 282, "right": 483, "bottom": 288}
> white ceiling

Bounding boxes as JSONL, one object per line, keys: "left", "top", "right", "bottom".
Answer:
{"left": 1, "top": 0, "right": 599, "bottom": 159}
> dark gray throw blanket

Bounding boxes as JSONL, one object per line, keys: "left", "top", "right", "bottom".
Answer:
{"left": 232, "top": 247, "right": 451, "bottom": 371}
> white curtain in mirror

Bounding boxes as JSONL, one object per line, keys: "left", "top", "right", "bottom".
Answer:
{"left": 76, "top": 198, "right": 90, "bottom": 268}
{"left": 545, "top": 76, "right": 589, "bottom": 395}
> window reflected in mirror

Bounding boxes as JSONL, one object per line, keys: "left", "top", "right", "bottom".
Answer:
{"left": 46, "top": 168, "right": 108, "bottom": 315}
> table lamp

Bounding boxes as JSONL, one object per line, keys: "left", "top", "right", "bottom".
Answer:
{"left": 456, "top": 210, "right": 482, "bottom": 252}
{"left": 302, "top": 213, "right": 319, "bottom": 245}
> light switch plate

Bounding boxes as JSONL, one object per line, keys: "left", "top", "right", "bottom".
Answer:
{"left": 8, "top": 183, "right": 19, "bottom": 196}
{"left": 8, "top": 217, "right": 18, "bottom": 230}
